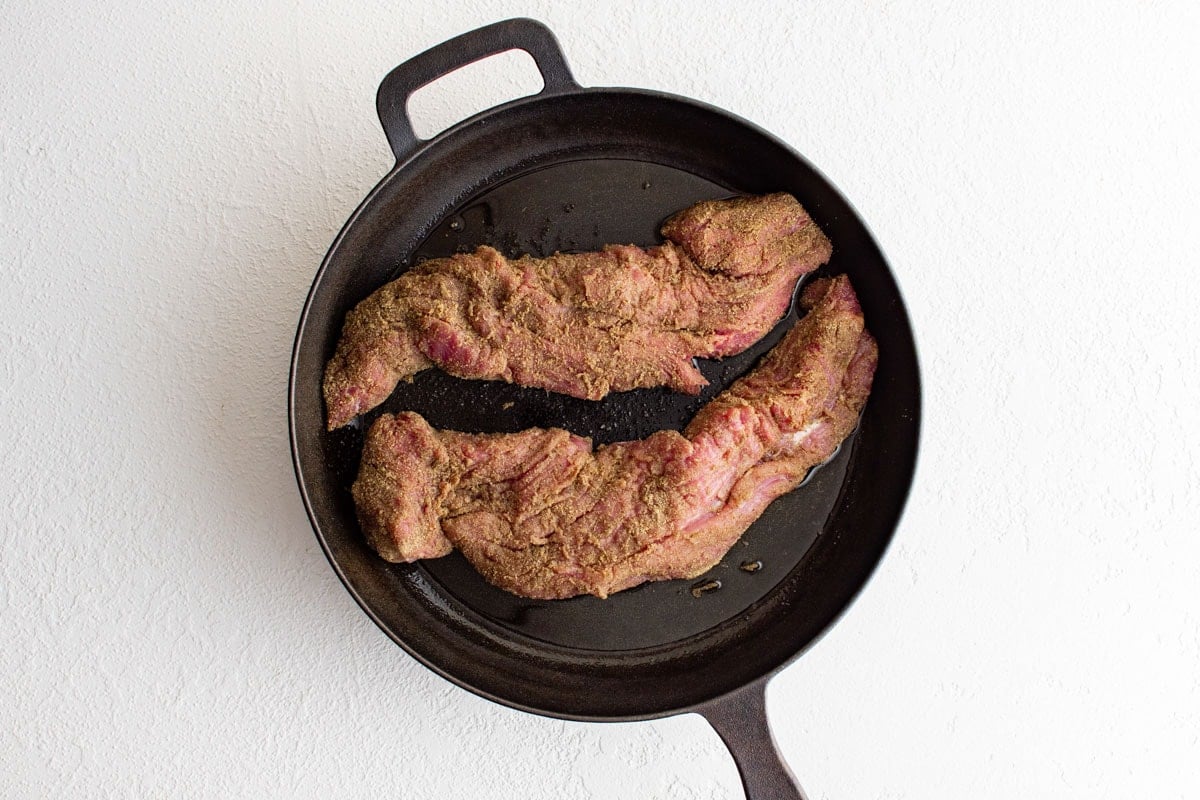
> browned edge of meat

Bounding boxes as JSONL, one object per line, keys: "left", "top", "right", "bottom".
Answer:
{"left": 350, "top": 274, "right": 877, "bottom": 599}
{"left": 323, "top": 193, "right": 832, "bottom": 429}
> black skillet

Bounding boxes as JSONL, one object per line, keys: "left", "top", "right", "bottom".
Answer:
{"left": 289, "top": 18, "right": 920, "bottom": 799}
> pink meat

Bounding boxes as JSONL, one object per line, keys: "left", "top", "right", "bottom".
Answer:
{"left": 323, "top": 193, "right": 832, "bottom": 429}
{"left": 351, "top": 275, "right": 877, "bottom": 599}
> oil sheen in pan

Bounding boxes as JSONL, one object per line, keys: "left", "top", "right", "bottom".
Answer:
{"left": 369, "top": 158, "right": 860, "bottom": 652}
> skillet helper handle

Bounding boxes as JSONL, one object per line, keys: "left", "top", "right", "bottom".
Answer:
{"left": 700, "top": 679, "right": 807, "bottom": 800}
{"left": 376, "top": 17, "right": 579, "bottom": 162}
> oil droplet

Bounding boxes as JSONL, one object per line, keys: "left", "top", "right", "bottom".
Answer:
{"left": 691, "top": 579, "right": 722, "bottom": 598}
{"left": 739, "top": 560, "right": 763, "bottom": 574}
{"left": 448, "top": 217, "right": 463, "bottom": 231}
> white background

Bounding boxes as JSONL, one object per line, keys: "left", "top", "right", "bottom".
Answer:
{"left": 4, "top": 1, "right": 1198, "bottom": 797}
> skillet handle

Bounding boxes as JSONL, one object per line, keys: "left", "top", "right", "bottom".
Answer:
{"left": 699, "top": 678, "right": 808, "bottom": 800}
{"left": 376, "top": 18, "right": 579, "bottom": 163}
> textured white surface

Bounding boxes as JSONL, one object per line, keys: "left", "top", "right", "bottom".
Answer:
{"left": 3, "top": 1, "right": 1198, "bottom": 797}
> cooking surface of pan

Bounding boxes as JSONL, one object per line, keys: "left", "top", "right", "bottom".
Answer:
{"left": 326, "top": 158, "right": 860, "bottom": 651}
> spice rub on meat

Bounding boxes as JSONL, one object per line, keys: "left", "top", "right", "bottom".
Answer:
{"left": 351, "top": 275, "right": 877, "bottom": 599}
{"left": 323, "top": 193, "right": 832, "bottom": 429}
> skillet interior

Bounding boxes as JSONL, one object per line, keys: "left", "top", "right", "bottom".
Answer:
{"left": 290, "top": 89, "right": 920, "bottom": 720}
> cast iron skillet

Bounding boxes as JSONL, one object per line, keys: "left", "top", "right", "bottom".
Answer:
{"left": 289, "top": 18, "right": 919, "bottom": 799}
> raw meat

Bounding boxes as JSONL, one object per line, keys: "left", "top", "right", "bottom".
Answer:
{"left": 351, "top": 275, "right": 876, "bottom": 599}
{"left": 323, "top": 193, "right": 831, "bottom": 429}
